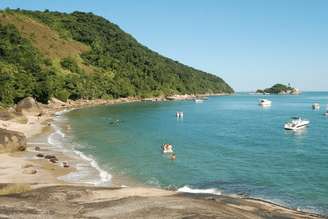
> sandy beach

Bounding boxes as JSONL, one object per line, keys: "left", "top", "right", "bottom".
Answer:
{"left": 0, "top": 96, "right": 326, "bottom": 219}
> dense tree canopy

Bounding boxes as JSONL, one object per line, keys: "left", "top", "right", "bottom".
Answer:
{"left": 256, "top": 84, "right": 294, "bottom": 94}
{"left": 0, "top": 9, "right": 233, "bottom": 106}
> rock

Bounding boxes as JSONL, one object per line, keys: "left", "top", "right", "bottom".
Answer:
{"left": 23, "top": 169, "right": 37, "bottom": 174}
{"left": 22, "top": 164, "right": 34, "bottom": 168}
{"left": 62, "top": 162, "right": 69, "bottom": 168}
{"left": 35, "top": 146, "right": 41, "bottom": 151}
{"left": 0, "top": 128, "right": 26, "bottom": 153}
{"left": 45, "top": 155, "right": 56, "bottom": 159}
{"left": 48, "top": 98, "right": 67, "bottom": 108}
{"left": 0, "top": 110, "right": 15, "bottom": 121}
{"left": 36, "top": 153, "right": 44, "bottom": 158}
{"left": 49, "top": 158, "right": 58, "bottom": 163}
{"left": 15, "top": 97, "right": 42, "bottom": 116}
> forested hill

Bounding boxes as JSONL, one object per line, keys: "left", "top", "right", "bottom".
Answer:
{"left": 0, "top": 9, "right": 233, "bottom": 106}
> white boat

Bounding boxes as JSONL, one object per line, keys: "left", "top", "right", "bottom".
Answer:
{"left": 162, "top": 144, "right": 174, "bottom": 153}
{"left": 325, "top": 111, "right": 328, "bottom": 116}
{"left": 176, "top": 112, "right": 184, "bottom": 118}
{"left": 312, "top": 103, "right": 320, "bottom": 110}
{"left": 284, "top": 117, "right": 310, "bottom": 130}
{"left": 259, "top": 99, "right": 272, "bottom": 106}
{"left": 194, "top": 99, "right": 204, "bottom": 103}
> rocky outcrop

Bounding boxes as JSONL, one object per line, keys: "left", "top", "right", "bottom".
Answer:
{"left": 48, "top": 97, "right": 67, "bottom": 109}
{"left": 0, "top": 128, "right": 26, "bottom": 153}
{"left": 0, "top": 110, "right": 15, "bottom": 121}
{"left": 15, "top": 97, "right": 42, "bottom": 116}
{"left": 0, "top": 185, "right": 322, "bottom": 218}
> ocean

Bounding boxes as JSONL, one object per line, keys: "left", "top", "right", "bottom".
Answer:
{"left": 55, "top": 92, "right": 328, "bottom": 215}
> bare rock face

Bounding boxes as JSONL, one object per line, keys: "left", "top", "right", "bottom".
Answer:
{"left": 15, "top": 97, "right": 42, "bottom": 116}
{"left": 0, "top": 128, "right": 26, "bottom": 153}
{"left": 48, "top": 97, "right": 67, "bottom": 109}
{"left": 0, "top": 109, "right": 15, "bottom": 121}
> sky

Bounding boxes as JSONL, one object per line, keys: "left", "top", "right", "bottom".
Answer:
{"left": 0, "top": 0, "right": 327, "bottom": 91}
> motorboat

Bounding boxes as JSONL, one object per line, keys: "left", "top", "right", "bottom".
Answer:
{"left": 162, "top": 144, "right": 174, "bottom": 153}
{"left": 284, "top": 117, "right": 310, "bottom": 130}
{"left": 194, "top": 99, "right": 204, "bottom": 103}
{"left": 325, "top": 111, "right": 328, "bottom": 116}
{"left": 312, "top": 103, "right": 320, "bottom": 110}
{"left": 259, "top": 99, "right": 272, "bottom": 107}
{"left": 176, "top": 112, "right": 184, "bottom": 118}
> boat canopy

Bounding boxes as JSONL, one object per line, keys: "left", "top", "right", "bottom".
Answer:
{"left": 291, "top": 117, "right": 301, "bottom": 120}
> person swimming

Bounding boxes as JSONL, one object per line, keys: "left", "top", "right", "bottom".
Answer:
{"left": 170, "top": 153, "right": 176, "bottom": 160}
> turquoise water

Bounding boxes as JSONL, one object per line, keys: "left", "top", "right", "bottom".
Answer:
{"left": 65, "top": 92, "right": 328, "bottom": 215}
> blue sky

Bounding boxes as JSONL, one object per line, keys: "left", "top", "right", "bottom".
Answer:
{"left": 1, "top": 0, "right": 327, "bottom": 91}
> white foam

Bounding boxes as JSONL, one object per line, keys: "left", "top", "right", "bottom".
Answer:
{"left": 72, "top": 149, "right": 112, "bottom": 185}
{"left": 48, "top": 125, "right": 65, "bottom": 148}
{"left": 47, "top": 110, "right": 112, "bottom": 186}
{"left": 177, "top": 186, "right": 222, "bottom": 196}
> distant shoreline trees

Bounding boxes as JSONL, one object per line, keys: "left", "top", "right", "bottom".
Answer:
{"left": 0, "top": 9, "right": 233, "bottom": 107}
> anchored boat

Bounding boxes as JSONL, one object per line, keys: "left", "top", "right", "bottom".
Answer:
{"left": 312, "top": 103, "right": 320, "bottom": 110}
{"left": 162, "top": 144, "right": 174, "bottom": 153}
{"left": 259, "top": 99, "right": 272, "bottom": 107}
{"left": 194, "top": 99, "right": 204, "bottom": 103}
{"left": 284, "top": 117, "right": 310, "bottom": 130}
{"left": 176, "top": 112, "right": 184, "bottom": 118}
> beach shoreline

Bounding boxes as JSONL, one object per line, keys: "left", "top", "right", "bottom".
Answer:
{"left": 0, "top": 96, "right": 326, "bottom": 218}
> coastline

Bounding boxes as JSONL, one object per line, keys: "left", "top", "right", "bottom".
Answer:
{"left": 0, "top": 96, "right": 326, "bottom": 218}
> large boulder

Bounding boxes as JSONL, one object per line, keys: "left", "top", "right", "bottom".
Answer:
{"left": 15, "top": 97, "right": 42, "bottom": 116}
{"left": 0, "top": 128, "right": 26, "bottom": 153}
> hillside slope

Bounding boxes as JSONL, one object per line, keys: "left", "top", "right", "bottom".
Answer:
{"left": 0, "top": 9, "right": 233, "bottom": 106}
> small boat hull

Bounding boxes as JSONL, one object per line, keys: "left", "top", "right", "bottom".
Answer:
{"left": 284, "top": 121, "right": 310, "bottom": 130}
{"left": 162, "top": 144, "right": 174, "bottom": 153}
{"left": 312, "top": 103, "right": 320, "bottom": 110}
{"left": 259, "top": 99, "right": 272, "bottom": 107}
{"left": 163, "top": 149, "right": 174, "bottom": 153}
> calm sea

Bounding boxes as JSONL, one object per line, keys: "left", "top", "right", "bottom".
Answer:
{"left": 62, "top": 92, "right": 328, "bottom": 215}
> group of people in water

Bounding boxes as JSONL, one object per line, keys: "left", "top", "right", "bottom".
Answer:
{"left": 161, "top": 143, "right": 176, "bottom": 160}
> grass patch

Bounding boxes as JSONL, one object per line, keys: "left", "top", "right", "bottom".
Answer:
{"left": 0, "top": 184, "right": 31, "bottom": 195}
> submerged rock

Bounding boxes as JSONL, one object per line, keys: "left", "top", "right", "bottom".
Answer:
{"left": 0, "top": 128, "right": 26, "bottom": 153}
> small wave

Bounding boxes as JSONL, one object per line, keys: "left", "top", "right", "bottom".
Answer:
{"left": 54, "top": 108, "right": 74, "bottom": 117}
{"left": 48, "top": 110, "right": 112, "bottom": 186}
{"left": 48, "top": 125, "right": 65, "bottom": 148}
{"left": 72, "top": 149, "right": 112, "bottom": 185}
{"left": 177, "top": 185, "right": 222, "bottom": 195}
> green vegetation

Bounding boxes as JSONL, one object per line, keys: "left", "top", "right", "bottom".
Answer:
{"left": 256, "top": 84, "right": 297, "bottom": 94}
{"left": 0, "top": 9, "right": 233, "bottom": 106}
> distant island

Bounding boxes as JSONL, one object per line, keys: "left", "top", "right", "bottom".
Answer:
{"left": 256, "top": 84, "right": 300, "bottom": 95}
